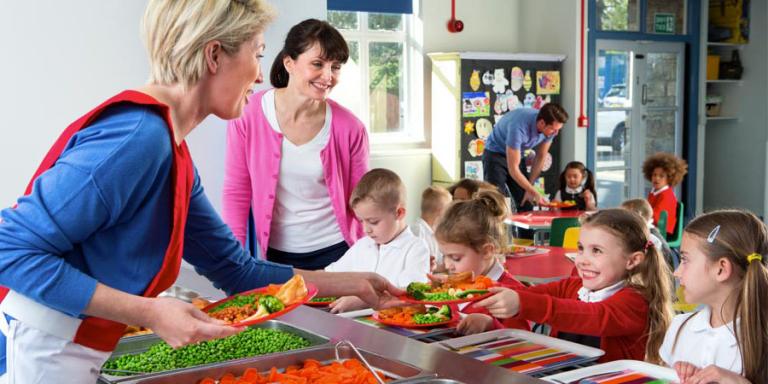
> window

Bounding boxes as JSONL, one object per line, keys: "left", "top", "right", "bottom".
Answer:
{"left": 328, "top": 6, "right": 424, "bottom": 144}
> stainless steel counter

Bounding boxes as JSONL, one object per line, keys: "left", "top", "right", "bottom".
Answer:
{"left": 279, "top": 306, "right": 545, "bottom": 384}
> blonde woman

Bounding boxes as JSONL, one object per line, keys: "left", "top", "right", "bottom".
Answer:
{"left": 0, "top": 1, "right": 400, "bottom": 381}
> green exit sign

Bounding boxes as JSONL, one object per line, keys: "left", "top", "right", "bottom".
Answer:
{"left": 654, "top": 13, "right": 675, "bottom": 34}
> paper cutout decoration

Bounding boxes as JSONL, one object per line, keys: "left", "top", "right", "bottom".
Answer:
{"left": 533, "top": 95, "right": 552, "bottom": 109}
{"left": 523, "top": 70, "right": 532, "bottom": 91}
{"left": 511, "top": 67, "right": 524, "bottom": 91}
{"left": 536, "top": 71, "right": 561, "bottom": 94}
{"left": 462, "top": 92, "right": 491, "bottom": 117}
{"left": 468, "top": 138, "right": 485, "bottom": 157}
{"left": 524, "top": 93, "right": 536, "bottom": 108}
{"left": 464, "top": 161, "right": 483, "bottom": 180}
{"left": 507, "top": 92, "right": 522, "bottom": 111}
{"left": 469, "top": 70, "right": 481, "bottom": 91}
{"left": 464, "top": 120, "right": 476, "bottom": 135}
{"left": 524, "top": 149, "right": 553, "bottom": 172}
{"left": 492, "top": 68, "right": 509, "bottom": 94}
{"left": 494, "top": 97, "right": 504, "bottom": 114}
{"left": 475, "top": 118, "right": 493, "bottom": 139}
{"left": 482, "top": 70, "right": 494, "bottom": 86}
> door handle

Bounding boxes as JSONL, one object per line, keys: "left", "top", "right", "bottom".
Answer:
{"left": 642, "top": 84, "right": 655, "bottom": 105}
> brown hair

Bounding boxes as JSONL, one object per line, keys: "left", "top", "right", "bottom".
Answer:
{"left": 621, "top": 198, "right": 654, "bottom": 223}
{"left": 421, "top": 186, "right": 452, "bottom": 218}
{"left": 679, "top": 210, "right": 768, "bottom": 384}
{"left": 536, "top": 103, "right": 569, "bottom": 125}
{"left": 581, "top": 209, "right": 673, "bottom": 364}
{"left": 270, "top": 19, "right": 349, "bottom": 88}
{"left": 642, "top": 153, "right": 688, "bottom": 187}
{"left": 447, "top": 178, "right": 481, "bottom": 200}
{"left": 350, "top": 168, "right": 406, "bottom": 211}
{"left": 435, "top": 190, "right": 508, "bottom": 253}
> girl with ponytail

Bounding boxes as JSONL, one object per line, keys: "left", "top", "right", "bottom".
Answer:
{"left": 660, "top": 210, "right": 768, "bottom": 384}
{"left": 475, "top": 209, "right": 674, "bottom": 362}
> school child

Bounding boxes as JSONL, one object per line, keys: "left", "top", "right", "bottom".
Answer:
{"left": 448, "top": 178, "right": 481, "bottom": 201}
{"left": 434, "top": 190, "right": 529, "bottom": 335}
{"left": 621, "top": 198, "right": 676, "bottom": 269}
{"left": 412, "top": 186, "right": 453, "bottom": 273}
{"left": 659, "top": 210, "right": 768, "bottom": 384}
{"left": 552, "top": 161, "right": 597, "bottom": 211}
{"left": 642, "top": 152, "right": 688, "bottom": 236}
{"left": 326, "top": 169, "right": 430, "bottom": 313}
{"left": 475, "top": 209, "right": 674, "bottom": 363}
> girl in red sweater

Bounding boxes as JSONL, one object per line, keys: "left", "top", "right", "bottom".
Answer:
{"left": 475, "top": 209, "right": 673, "bottom": 363}
{"left": 433, "top": 189, "right": 529, "bottom": 335}
{"left": 642, "top": 152, "right": 688, "bottom": 236}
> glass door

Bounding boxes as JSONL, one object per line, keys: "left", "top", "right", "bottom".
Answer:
{"left": 594, "top": 40, "right": 684, "bottom": 208}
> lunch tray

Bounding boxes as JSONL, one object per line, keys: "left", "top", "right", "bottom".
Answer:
{"left": 542, "top": 360, "right": 677, "bottom": 384}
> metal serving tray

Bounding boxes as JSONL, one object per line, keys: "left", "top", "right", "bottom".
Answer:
{"left": 117, "top": 343, "right": 431, "bottom": 383}
{"left": 98, "top": 320, "right": 329, "bottom": 383}
{"left": 393, "top": 379, "right": 466, "bottom": 384}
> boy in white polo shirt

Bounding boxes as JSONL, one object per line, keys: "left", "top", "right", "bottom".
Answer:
{"left": 326, "top": 168, "right": 430, "bottom": 313}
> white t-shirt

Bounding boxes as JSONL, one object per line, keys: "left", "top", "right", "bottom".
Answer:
{"left": 659, "top": 306, "right": 742, "bottom": 373}
{"left": 412, "top": 218, "right": 442, "bottom": 266}
{"left": 324, "top": 226, "right": 430, "bottom": 287}
{"left": 263, "top": 90, "right": 344, "bottom": 253}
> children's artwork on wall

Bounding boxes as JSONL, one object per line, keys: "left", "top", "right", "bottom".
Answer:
{"left": 482, "top": 70, "right": 494, "bottom": 86}
{"left": 469, "top": 69, "right": 481, "bottom": 91}
{"left": 464, "top": 161, "right": 484, "bottom": 180}
{"left": 462, "top": 92, "right": 491, "bottom": 117}
{"left": 524, "top": 149, "right": 553, "bottom": 172}
{"left": 533, "top": 95, "right": 551, "bottom": 109}
{"left": 505, "top": 90, "right": 520, "bottom": 111}
{"left": 467, "top": 138, "right": 485, "bottom": 157}
{"left": 523, "top": 70, "right": 533, "bottom": 91}
{"left": 523, "top": 92, "right": 536, "bottom": 108}
{"left": 475, "top": 118, "right": 493, "bottom": 140}
{"left": 492, "top": 68, "right": 509, "bottom": 94}
{"left": 494, "top": 97, "right": 504, "bottom": 114}
{"left": 536, "top": 71, "right": 561, "bottom": 94}
{"left": 463, "top": 120, "right": 475, "bottom": 135}
{"left": 511, "top": 66, "right": 524, "bottom": 91}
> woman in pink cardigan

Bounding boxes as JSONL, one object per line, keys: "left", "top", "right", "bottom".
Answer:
{"left": 223, "top": 19, "right": 368, "bottom": 270}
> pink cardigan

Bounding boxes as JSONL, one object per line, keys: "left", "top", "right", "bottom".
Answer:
{"left": 222, "top": 90, "right": 368, "bottom": 258}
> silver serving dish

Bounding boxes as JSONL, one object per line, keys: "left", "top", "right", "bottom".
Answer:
{"left": 114, "top": 342, "right": 431, "bottom": 383}
{"left": 98, "top": 320, "right": 328, "bottom": 383}
{"left": 395, "top": 379, "right": 467, "bottom": 384}
{"left": 157, "top": 285, "right": 201, "bottom": 303}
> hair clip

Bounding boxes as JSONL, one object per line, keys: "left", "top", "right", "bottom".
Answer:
{"left": 707, "top": 225, "right": 720, "bottom": 243}
{"left": 644, "top": 239, "right": 654, "bottom": 251}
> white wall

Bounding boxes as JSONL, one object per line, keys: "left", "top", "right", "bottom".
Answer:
{"left": 422, "top": 0, "right": 520, "bottom": 53}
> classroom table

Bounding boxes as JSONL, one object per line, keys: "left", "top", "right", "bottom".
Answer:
{"left": 506, "top": 210, "right": 585, "bottom": 245}
{"left": 504, "top": 246, "right": 576, "bottom": 284}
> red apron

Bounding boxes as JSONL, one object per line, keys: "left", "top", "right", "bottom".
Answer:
{"left": 0, "top": 90, "right": 194, "bottom": 352}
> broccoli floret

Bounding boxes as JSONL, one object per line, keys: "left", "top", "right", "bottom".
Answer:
{"left": 258, "top": 295, "right": 285, "bottom": 313}
{"left": 406, "top": 282, "right": 431, "bottom": 299}
{"left": 455, "top": 289, "right": 489, "bottom": 299}
{"left": 436, "top": 304, "right": 451, "bottom": 317}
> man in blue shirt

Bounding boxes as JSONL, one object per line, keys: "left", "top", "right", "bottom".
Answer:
{"left": 482, "top": 104, "right": 568, "bottom": 212}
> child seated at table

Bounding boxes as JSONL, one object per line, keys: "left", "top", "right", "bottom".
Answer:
{"left": 448, "top": 178, "right": 499, "bottom": 200}
{"left": 642, "top": 152, "right": 687, "bottom": 237}
{"left": 434, "top": 189, "right": 529, "bottom": 334}
{"left": 551, "top": 161, "right": 596, "bottom": 211}
{"left": 474, "top": 209, "right": 674, "bottom": 363}
{"left": 326, "top": 168, "right": 430, "bottom": 313}
{"left": 621, "top": 198, "right": 675, "bottom": 269}
{"left": 412, "top": 186, "right": 453, "bottom": 273}
{"left": 660, "top": 210, "right": 768, "bottom": 384}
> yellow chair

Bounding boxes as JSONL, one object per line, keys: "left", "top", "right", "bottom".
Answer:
{"left": 562, "top": 227, "right": 580, "bottom": 250}
{"left": 673, "top": 285, "right": 698, "bottom": 313}
{"left": 511, "top": 238, "right": 535, "bottom": 246}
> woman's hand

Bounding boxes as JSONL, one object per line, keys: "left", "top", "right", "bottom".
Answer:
{"left": 472, "top": 287, "right": 520, "bottom": 318}
{"left": 328, "top": 296, "right": 366, "bottom": 314}
{"left": 144, "top": 297, "right": 243, "bottom": 348}
{"left": 683, "top": 364, "right": 750, "bottom": 384}
{"left": 457, "top": 313, "right": 494, "bottom": 335}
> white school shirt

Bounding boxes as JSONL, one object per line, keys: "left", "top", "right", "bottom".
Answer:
{"left": 659, "top": 306, "right": 742, "bottom": 373}
{"left": 263, "top": 89, "right": 344, "bottom": 253}
{"left": 324, "top": 226, "right": 430, "bottom": 287}
{"left": 412, "top": 218, "right": 443, "bottom": 266}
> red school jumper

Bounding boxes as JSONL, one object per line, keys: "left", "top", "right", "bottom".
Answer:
{"left": 513, "top": 277, "right": 649, "bottom": 362}
{"left": 648, "top": 187, "right": 677, "bottom": 235}
{"left": 461, "top": 271, "right": 530, "bottom": 331}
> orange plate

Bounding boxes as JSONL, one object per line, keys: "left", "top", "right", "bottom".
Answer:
{"left": 304, "top": 297, "right": 337, "bottom": 307}
{"left": 372, "top": 308, "right": 460, "bottom": 328}
{"left": 399, "top": 289, "right": 494, "bottom": 305}
{"left": 203, "top": 284, "right": 318, "bottom": 327}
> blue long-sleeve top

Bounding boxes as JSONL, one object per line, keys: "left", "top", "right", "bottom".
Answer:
{"left": 0, "top": 104, "right": 294, "bottom": 368}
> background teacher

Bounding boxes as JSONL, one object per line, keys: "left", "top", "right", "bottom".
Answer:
{"left": 223, "top": 19, "right": 368, "bottom": 270}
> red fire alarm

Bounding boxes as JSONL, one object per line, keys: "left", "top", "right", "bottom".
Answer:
{"left": 447, "top": 0, "right": 463, "bottom": 33}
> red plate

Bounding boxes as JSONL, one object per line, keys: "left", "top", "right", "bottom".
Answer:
{"left": 399, "top": 289, "right": 495, "bottom": 305}
{"left": 304, "top": 297, "right": 337, "bottom": 307}
{"left": 371, "top": 308, "right": 460, "bottom": 328}
{"left": 203, "top": 284, "right": 318, "bottom": 327}
{"left": 541, "top": 201, "right": 577, "bottom": 209}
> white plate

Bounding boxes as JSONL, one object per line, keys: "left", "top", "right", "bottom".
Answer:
{"left": 564, "top": 252, "right": 577, "bottom": 262}
{"left": 543, "top": 360, "right": 677, "bottom": 383}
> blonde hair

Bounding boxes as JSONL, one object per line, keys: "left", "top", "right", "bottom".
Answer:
{"left": 436, "top": 190, "right": 508, "bottom": 253}
{"left": 142, "top": 0, "right": 275, "bottom": 88}
{"left": 621, "top": 198, "right": 654, "bottom": 223}
{"left": 680, "top": 210, "right": 768, "bottom": 384}
{"left": 350, "top": 168, "right": 406, "bottom": 211}
{"left": 581, "top": 209, "right": 674, "bottom": 364}
{"left": 420, "top": 186, "right": 452, "bottom": 218}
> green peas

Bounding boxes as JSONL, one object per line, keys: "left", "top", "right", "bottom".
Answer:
{"left": 209, "top": 293, "right": 260, "bottom": 313}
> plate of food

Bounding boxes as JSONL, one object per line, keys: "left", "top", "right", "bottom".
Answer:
{"left": 372, "top": 304, "right": 459, "bottom": 328}
{"left": 305, "top": 296, "right": 337, "bottom": 307}
{"left": 203, "top": 275, "right": 317, "bottom": 327}
{"left": 541, "top": 200, "right": 577, "bottom": 209}
{"left": 401, "top": 272, "right": 496, "bottom": 305}
{"left": 504, "top": 245, "right": 549, "bottom": 258}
